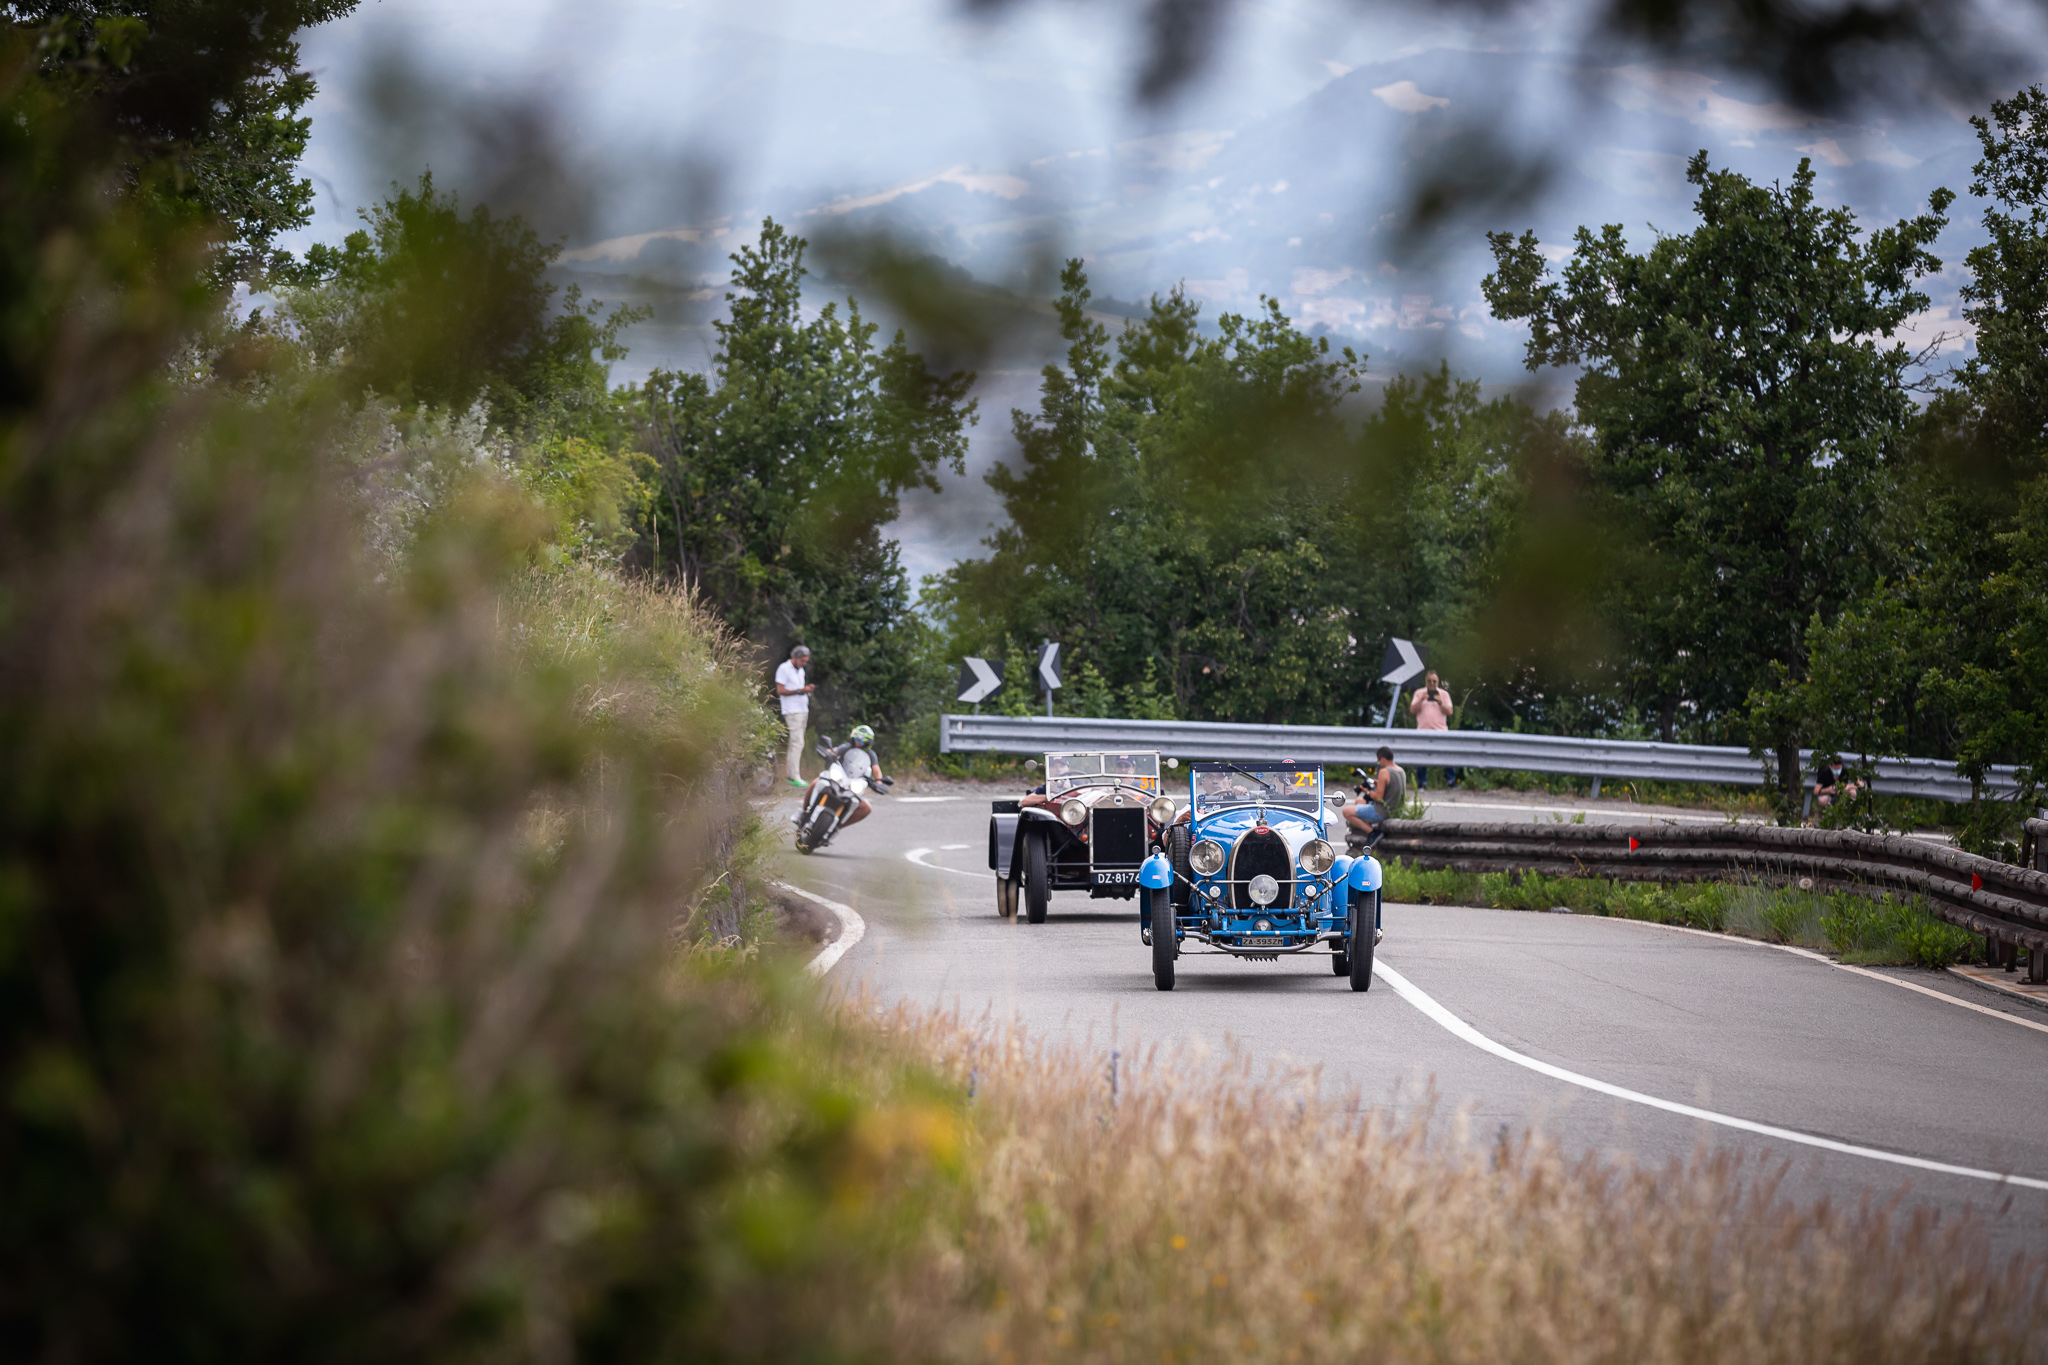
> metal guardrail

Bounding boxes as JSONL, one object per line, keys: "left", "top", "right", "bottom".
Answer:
{"left": 938, "top": 714, "right": 2022, "bottom": 804}
{"left": 1377, "top": 820, "right": 2048, "bottom": 963}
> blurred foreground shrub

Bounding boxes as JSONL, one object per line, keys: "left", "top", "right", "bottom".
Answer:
{"left": 0, "top": 42, "right": 952, "bottom": 1360}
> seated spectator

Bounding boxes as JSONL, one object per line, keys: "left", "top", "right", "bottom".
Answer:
{"left": 1813, "top": 755, "right": 1863, "bottom": 811}
{"left": 1341, "top": 746, "right": 1406, "bottom": 838}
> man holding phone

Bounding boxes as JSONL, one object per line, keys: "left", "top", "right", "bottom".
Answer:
{"left": 1408, "top": 670, "right": 1458, "bottom": 789}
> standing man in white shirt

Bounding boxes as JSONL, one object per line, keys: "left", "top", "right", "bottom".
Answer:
{"left": 774, "top": 644, "right": 814, "bottom": 788}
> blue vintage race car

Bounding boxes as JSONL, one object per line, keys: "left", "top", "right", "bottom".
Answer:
{"left": 1137, "top": 761, "right": 1383, "bottom": 992}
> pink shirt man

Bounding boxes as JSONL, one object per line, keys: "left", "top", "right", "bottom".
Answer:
{"left": 1409, "top": 674, "right": 1453, "bottom": 730}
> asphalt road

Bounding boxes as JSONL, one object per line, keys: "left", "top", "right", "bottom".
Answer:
{"left": 773, "top": 785, "right": 2048, "bottom": 1260}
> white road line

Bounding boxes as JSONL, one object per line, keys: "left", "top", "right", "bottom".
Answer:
{"left": 1372, "top": 957, "right": 2048, "bottom": 1191}
{"left": 897, "top": 796, "right": 961, "bottom": 804}
{"left": 906, "top": 846, "right": 994, "bottom": 880}
{"left": 776, "top": 881, "right": 867, "bottom": 977}
{"left": 1603, "top": 915, "right": 2048, "bottom": 1039}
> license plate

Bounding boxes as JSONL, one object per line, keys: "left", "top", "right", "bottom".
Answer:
{"left": 1240, "top": 936, "right": 1285, "bottom": 948}
{"left": 1092, "top": 869, "right": 1139, "bottom": 886}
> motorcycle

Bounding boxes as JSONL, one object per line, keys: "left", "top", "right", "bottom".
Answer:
{"left": 793, "top": 736, "right": 893, "bottom": 853}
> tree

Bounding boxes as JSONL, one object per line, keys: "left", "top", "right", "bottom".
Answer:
{"left": 280, "top": 174, "right": 645, "bottom": 430}
{"left": 1483, "top": 152, "right": 1951, "bottom": 815}
{"left": 636, "top": 220, "right": 977, "bottom": 732}
{"left": 941, "top": 262, "right": 1370, "bottom": 724}
{"left": 15, "top": 0, "right": 359, "bottom": 284}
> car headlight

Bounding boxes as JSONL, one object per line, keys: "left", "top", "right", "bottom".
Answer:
{"left": 1299, "top": 838, "right": 1335, "bottom": 876}
{"left": 1060, "top": 798, "right": 1087, "bottom": 827}
{"left": 1148, "top": 795, "right": 1175, "bottom": 824}
{"left": 1190, "top": 839, "right": 1225, "bottom": 876}
{"left": 1248, "top": 874, "right": 1279, "bottom": 906}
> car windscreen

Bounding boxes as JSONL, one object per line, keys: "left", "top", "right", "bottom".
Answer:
{"left": 1046, "top": 752, "right": 1161, "bottom": 791}
{"left": 1192, "top": 766, "right": 1321, "bottom": 814}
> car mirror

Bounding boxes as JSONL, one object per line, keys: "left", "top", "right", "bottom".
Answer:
{"left": 1025, "top": 758, "right": 1039, "bottom": 771}
{"left": 1165, "top": 757, "right": 1179, "bottom": 769}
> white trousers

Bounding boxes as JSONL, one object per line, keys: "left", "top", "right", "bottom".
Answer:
{"left": 784, "top": 711, "right": 807, "bottom": 780}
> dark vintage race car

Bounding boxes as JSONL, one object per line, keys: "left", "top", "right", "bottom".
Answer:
{"left": 988, "top": 750, "right": 1181, "bottom": 922}
{"left": 1135, "top": 761, "right": 1384, "bottom": 993}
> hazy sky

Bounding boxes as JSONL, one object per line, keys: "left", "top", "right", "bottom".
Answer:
{"left": 296, "top": 1, "right": 2048, "bottom": 579}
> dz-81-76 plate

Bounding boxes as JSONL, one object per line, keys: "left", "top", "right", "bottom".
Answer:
{"left": 1092, "top": 869, "right": 1140, "bottom": 887}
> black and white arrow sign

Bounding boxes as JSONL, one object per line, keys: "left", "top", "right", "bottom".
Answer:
{"left": 1379, "top": 637, "right": 1428, "bottom": 686}
{"left": 957, "top": 656, "right": 1003, "bottom": 704}
{"left": 1037, "top": 640, "right": 1062, "bottom": 691}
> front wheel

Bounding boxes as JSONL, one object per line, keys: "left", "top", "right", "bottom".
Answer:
{"left": 799, "top": 804, "right": 834, "bottom": 854}
{"left": 1149, "top": 886, "right": 1175, "bottom": 990}
{"left": 1348, "top": 889, "right": 1377, "bottom": 992}
{"left": 1023, "top": 830, "right": 1051, "bottom": 924}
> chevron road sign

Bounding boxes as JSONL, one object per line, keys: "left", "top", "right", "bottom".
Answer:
{"left": 1379, "top": 637, "right": 1428, "bottom": 727}
{"left": 957, "top": 656, "right": 1003, "bottom": 705}
{"left": 1037, "top": 641, "right": 1062, "bottom": 691}
{"left": 1380, "top": 637, "right": 1427, "bottom": 686}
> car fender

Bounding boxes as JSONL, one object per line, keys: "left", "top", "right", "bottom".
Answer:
{"left": 989, "top": 811, "right": 1020, "bottom": 875}
{"left": 1346, "top": 854, "right": 1383, "bottom": 893}
{"left": 1139, "top": 851, "right": 1173, "bottom": 889}
{"left": 1328, "top": 854, "right": 1353, "bottom": 887}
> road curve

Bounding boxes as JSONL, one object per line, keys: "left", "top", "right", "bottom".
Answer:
{"left": 775, "top": 788, "right": 2048, "bottom": 1259}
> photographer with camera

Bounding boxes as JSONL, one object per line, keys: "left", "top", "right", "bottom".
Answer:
{"left": 1407, "top": 670, "right": 1459, "bottom": 790}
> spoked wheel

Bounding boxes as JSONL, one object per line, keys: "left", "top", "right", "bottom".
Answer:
{"left": 996, "top": 873, "right": 1018, "bottom": 921}
{"left": 1166, "top": 824, "right": 1193, "bottom": 914}
{"left": 1023, "top": 831, "right": 1051, "bottom": 924}
{"left": 1149, "top": 886, "right": 1176, "bottom": 990}
{"left": 1348, "top": 889, "right": 1377, "bottom": 992}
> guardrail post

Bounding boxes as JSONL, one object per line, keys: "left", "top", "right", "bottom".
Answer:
{"left": 2000, "top": 939, "right": 2019, "bottom": 973}
{"left": 2030, "top": 949, "right": 2047, "bottom": 985}
{"left": 1589, "top": 777, "right": 1601, "bottom": 799}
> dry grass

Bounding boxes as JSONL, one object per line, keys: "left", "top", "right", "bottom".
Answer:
{"left": 834, "top": 1002, "right": 2048, "bottom": 1365}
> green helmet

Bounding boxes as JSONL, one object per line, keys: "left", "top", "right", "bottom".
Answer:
{"left": 850, "top": 724, "right": 875, "bottom": 746}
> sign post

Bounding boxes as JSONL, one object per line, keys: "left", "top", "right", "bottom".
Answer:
{"left": 957, "top": 656, "right": 1003, "bottom": 711}
{"left": 1379, "top": 637, "right": 1427, "bottom": 727}
{"left": 1037, "top": 640, "right": 1062, "bottom": 718}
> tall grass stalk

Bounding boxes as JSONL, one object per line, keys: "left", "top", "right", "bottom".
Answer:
{"left": 849, "top": 1005, "right": 2046, "bottom": 1363}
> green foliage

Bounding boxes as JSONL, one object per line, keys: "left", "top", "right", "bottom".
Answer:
{"left": 1383, "top": 861, "right": 1971, "bottom": 963}
{"left": 1486, "top": 153, "right": 1952, "bottom": 817}
{"left": 281, "top": 174, "right": 647, "bottom": 429}
{"left": 633, "top": 219, "right": 976, "bottom": 734}
{"left": 0, "top": 53, "right": 970, "bottom": 1360}
{"left": 16, "top": 0, "right": 360, "bottom": 284}
{"left": 936, "top": 263, "right": 1391, "bottom": 725}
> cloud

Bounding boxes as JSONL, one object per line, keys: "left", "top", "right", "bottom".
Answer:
{"left": 1372, "top": 80, "right": 1449, "bottom": 113}
{"left": 1322, "top": 59, "right": 1355, "bottom": 78}
{"left": 1292, "top": 266, "right": 1353, "bottom": 295}
{"left": 1115, "top": 129, "right": 1235, "bottom": 171}
{"left": 1608, "top": 66, "right": 1811, "bottom": 135}
{"left": 562, "top": 226, "right": 703, "bottom": 264}
{"left": 822, "top": 164, "right": 1031, "bottom": 215}
{"left": 1796, "top": 136, "right": 1920, "bottom": 169}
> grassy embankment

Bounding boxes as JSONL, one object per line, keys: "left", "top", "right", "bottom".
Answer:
{"left": 1380, "top": 862, "right": 1986, "bottom": 967}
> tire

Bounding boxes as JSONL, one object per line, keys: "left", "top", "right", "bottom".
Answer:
{"left": 1149, "top": 886, "right": 1175, "bottom": 990}
{"left": 1023, "top": 830, "right": 1050, "bottom": 924}
{"left": 1348, "top": 889, "right": 1377, "bottom": 993}
{"left": 996, "top": 873, "right": 1017, "bottom": 921}
{"left": 1166, "top": 823, "right": 1193, "bottom": 912}
{"left": 1331, "top": 950, "right": 1349, "bottom": 975}
{"left": 800, "top": 805, "right": 833, "bottom": 855}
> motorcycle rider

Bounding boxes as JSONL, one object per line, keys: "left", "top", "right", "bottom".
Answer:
{"left": 799, "top": 724, "right": 887, "bottom": 833}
